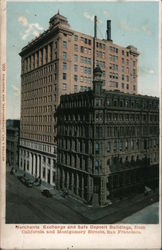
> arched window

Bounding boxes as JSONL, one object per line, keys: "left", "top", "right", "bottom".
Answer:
{"left": 95, "top": 143, "right": 99, "bottom": 154}
{"left": 95, "top": 160, "right": 99, "bottom": 169}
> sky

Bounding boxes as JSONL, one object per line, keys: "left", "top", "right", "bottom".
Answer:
{"left": 6, "top": 1, "right": 159, "bottom": 119}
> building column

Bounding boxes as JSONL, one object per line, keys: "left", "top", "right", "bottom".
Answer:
{"left": 56, "top": 167, "right": 60, "bottom": 189}
{"left": 33, "top": 154, "right": 35, "bottom": 177}
{"left": 50, "top": 166, "right": 53, "bottom": 185}
{"left": 76, "top": 174, "right": 79, "bottom": 195}
{"left": 45, "top": 157, "right": 48, "bottom": 182}
{"left": 40, "top": 155, "right": 44, "bottom": 179}
{"left": 81, "top": 176, "right": 84, "bottom": 199}
{"left": 87, "top": 175, "right": 93, "bottom": 203}
{"left": 19, "top": 149, "right": 21, "bottom": 169}
{"left": 37, "top": 154, "right": 39, "bottom": 177}
{"left": 62, "top": 169, "right": 65, "bottom": 189}
{"left": 100, "top": 176, "right": 107, "bottom": 206}
{"left": 71, "top": 172, "right": 74, "bottom": 192}
{"left": 29, "top": 152, "right": 32, "bottom": 174}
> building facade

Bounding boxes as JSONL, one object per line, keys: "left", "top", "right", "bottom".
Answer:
{"left": 56, "top": 67, "right": 159, "bottom": 206}
{"left": 19, "top": 12, "right": 139, "bottom": 185}
{"left": 6, "top": 120, "right": 20, "bottom": 168}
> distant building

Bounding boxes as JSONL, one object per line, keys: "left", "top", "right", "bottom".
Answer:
{"left": 6, "top": 120, "right": 20, "bottom": 168}
{"left": 19, "top": 12, "right": 139, "bottom": 185}
{"left": 55, "top": 67, "right": 159, "bottom": 206}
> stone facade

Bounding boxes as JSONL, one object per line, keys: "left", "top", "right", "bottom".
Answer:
{"left": 55, "top": 67, "right": 159, "bottom": 206}
{"left": 6, "top": 120, "right": 20, "bottom": 168}
{"left": 19, "top": 12, "right": 139, "bottom": 185}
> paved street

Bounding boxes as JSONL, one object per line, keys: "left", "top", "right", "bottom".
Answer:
{"left": 6, "top": 167, "right": 88, "bottom": 224}
{"left": 6, "top": 166, "right": 159, "bottom": 224}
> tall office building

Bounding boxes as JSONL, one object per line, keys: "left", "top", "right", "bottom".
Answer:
{"left": 56, "top": 67, "right": 159, "bottom": 206}
{"left": 19, "top": 12, "right": 139, "bottom": 185}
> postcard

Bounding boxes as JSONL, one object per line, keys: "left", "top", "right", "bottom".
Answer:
{"left": 0, "top": 0, "right": 161, "bottom": 249}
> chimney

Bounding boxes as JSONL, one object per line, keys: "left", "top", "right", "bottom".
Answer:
{"left": 94, "top": 16, "right": 97, "bottom": 38}
{"left": 106, "top": 20, "right": 111, "bottom": 41}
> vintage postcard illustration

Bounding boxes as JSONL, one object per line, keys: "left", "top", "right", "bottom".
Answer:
{"left": 0, "top": 0, "right": 161, "bottom": 249}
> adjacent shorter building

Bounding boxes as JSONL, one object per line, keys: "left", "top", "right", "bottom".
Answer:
{"left": 55, "top": 67, "right": 159, "bottom": 206}
{"left": 6, "top": 120, "right": 20, "bottom": 168}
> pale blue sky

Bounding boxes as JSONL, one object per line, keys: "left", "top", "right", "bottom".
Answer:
{"left": 6, "top": 1, "right": 159, "bottom": 119}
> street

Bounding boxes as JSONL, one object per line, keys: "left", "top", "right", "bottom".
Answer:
{"left": 6, "top": 168, "right": 88, "bottom": 224}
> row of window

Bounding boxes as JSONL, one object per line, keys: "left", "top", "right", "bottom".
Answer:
{"left": 22, "top": 124, "right": 52, "bottom": 133}
{"left": 96, "top": 50, "right": 105, "bottom": 58}
{"left": 22, "top": 85, "right": 52, "bottom": 100}
{"left": 22, "top": 133, "right": 52, "bottom": 143}
{"left": 22, "top": 64, "right": 53, "bottom": 83}
{"left": 22, "top": 104, "right": 56, "bottom": 114}
{"left": 22, "top": 114, "right": 52, "bottom": 123}
{"left": 74, "top": 35, "right": 92, "bottom": 45}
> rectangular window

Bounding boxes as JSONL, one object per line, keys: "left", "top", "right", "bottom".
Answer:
{"left": 125, "top": 139, "right": 128, "bottom": 150}
{"left": 81, "top": 37, "right": 84, "bottom": 43}
{"left": 74, "top": 75, "right": 78, "bottom": 81}
{"left": 63, "top": 62, "right": 67, "bottom": 70}
{"left": 63, "top": 83, "right": 67, "bottom": 90}
{"left": 63, "top": 41, "right": 67, "bottom": 48}
{"left": 80, "top": 56, "right": 84, "bottom": 63}
{"left": 88, "top": 39, "right": 91, "bottom": 45}
{"left": 114, "top": 141, "right": 117, "bottom": 151}
{"left": 80, "top": 46, "right": 84, "bottom": 53}
{"left": 74, "top": 54, "right": 78, "bottom": 62}
{"left": 74, "top": 44, "right": 78, "bottom": 51}
{"left": 120, "top": 140, "right": 123, "bottom": 151}
{"left": 80, "top": 76, "right": 83, "bottom": 82}
{"left": 107, "top": 142, "right": 111, "bottom": 152}
{"left": 63, "top": 52, "right": 67, "bottom": 60}
{"left": 63, "top": 73, "right": 66, "bottom": 80}
{"left": 88, "top": 58, "right": 91, "bottom": 65}
{"left": 85, "top": 38, "right": 87, "bottom": 44}
{"left": 74, "top": 64, "right": 78, "bottom": 72}
{"left": 80, "top": 86, "right": 83, "bottom": 92}
{"left": 95, "top": 143, "right": 99, "bottom": 154}
{"left": 74, "top": 35, "right": 78, "bottom": 41}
